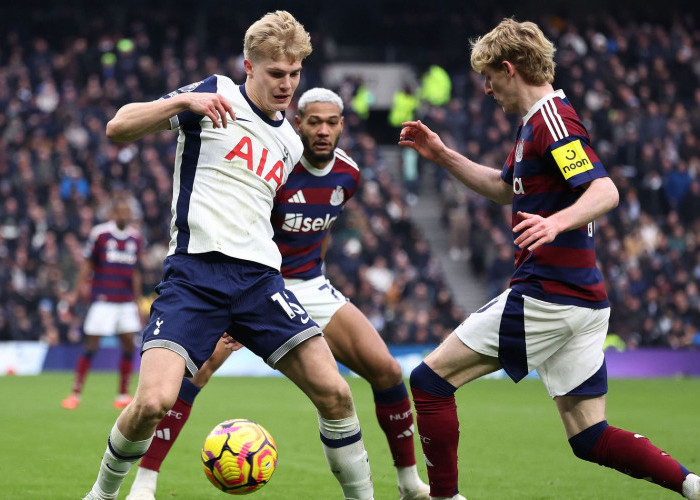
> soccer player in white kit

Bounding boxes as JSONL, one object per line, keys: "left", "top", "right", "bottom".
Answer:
{"left": 81, "top": 12, "right": 374, "bottom": 500}
{"left": 399, "top": 18, "right": 699, "bottom": 500}
{"left": 127, "top": 88, "right": 430, "bottom": 500}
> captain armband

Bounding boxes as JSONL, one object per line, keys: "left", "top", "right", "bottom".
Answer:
{"left": 551, "top": 139, "right": 593, "bottom": 180}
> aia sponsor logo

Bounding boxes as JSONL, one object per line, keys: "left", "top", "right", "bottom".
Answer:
{"left": 225, "top": 135, "right": 287, "bottom": 188}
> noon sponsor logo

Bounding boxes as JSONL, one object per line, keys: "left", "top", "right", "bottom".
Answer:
{"left": 552, "top": 139, "right": 594, "bottom": 180}
{"left": 561, "top": 157, "right": 590, "bottom": 175}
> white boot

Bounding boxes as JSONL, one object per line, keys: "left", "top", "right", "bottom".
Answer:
{"left": 397, "top": 465, "right": 430, "bottom": 499}
{"left": 683, "top": 473, "right": 700, "bottom": 500}
{"left": 125, "top": 467, "right": 159, "bottom": 500}
{"left": 82, "top": 485, "right": 117, "bottom": 500}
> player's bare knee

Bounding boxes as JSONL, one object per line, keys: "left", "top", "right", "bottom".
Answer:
{"left": 130, "top": 394, "right": 173, "bottom": 425}
{"left": 367, "top": 358, "right": 403, "bottom": 389}
{"left": 314, "top": 380, "right": 354, "bottom": 420}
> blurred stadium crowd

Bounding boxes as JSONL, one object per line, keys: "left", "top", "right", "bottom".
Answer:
{"left": 0, "top": 1, "right": 698, "bottom": 349}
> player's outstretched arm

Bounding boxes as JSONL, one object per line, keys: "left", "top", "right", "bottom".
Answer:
{"left": 398, "top": 120, "right": 512, "bottom": 204}
{"left": 106, "top": 92, "right": 235, "bottom": 142}
{"left": 191, "top": 335, "right": 240, "bottom": 388}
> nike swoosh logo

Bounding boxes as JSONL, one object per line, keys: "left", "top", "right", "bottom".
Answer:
{"left": 236, "top": 118, "right": 251, "bottom": 122}
{"left": 105, "top": 463, "right": 121, "bottom": 473}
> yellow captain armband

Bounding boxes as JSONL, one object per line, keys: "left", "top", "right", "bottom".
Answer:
{"left": 551, "top": 139, "right": 593, "bottom": 180}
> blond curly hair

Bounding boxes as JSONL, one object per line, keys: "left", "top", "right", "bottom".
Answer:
{"left": 470, "top": 18, "right": 556, "bottom": 85}
{"left": 244, "top": 10, "right": 312, "bottom": 63}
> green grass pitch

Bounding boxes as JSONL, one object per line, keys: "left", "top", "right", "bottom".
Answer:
{"left": 0, "top": 373, "right": 697, "bottom": 499}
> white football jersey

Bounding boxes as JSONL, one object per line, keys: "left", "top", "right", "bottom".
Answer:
{"left": 163, "top": 75, "right": 303, "bottom": 270}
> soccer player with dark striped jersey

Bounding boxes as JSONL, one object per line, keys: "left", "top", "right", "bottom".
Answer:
{"left": 82, "top": 12, "right": 374, "bottom": 500}
{"left": 399, "top": 18, "right": 699, "bottom": 500}
{"left": 127, "top": 88, "right": 429, "bottom": 500}
{"left": 61, "top": 196, "right": 143, "bottom": 411}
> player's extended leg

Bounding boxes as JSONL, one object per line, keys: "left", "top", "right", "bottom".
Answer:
{"left": 83, "top": 348, "right": 186, "bottom": 500}
{"left": 62, "top": 334, "right": 101, "bottom": 409}
{"left": 558, "top": 395, "right": 700, "bottom": 499}
{"left": 324, "top": 302, "right": 429, "bottom": 499}
{"left": 127, "top": 339, "right": 234, "bottom": 500}
{"left": 409, "top": 333, "right": 501, "bottom": 500}
{"left": 115, "top": 331, "right": 136, "bottom": 409}
{"left": 276, "top": 334, "right": 374, "bottom": 500}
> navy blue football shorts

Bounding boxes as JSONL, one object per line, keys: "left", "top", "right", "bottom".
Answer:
{"left": 141, "top": 253, "right": 322, "bottom": 377}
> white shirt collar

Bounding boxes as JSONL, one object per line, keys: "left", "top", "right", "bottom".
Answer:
{"left": 300, "top": 153, "right": 335, "bottom": 176}
{"left": 523, "top": 89, "right": 566, "bottom": 125}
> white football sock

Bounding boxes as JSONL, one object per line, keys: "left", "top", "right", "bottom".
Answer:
{"left": 91, "top": 423, "right": 153, "bottom": 497}
{"left": 318, "top": 412, "right": 374, "bottom": 500}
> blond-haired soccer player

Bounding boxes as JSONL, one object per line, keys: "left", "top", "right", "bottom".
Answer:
{"left": 127, "top": 88, "right": 429, "bottom": 500}
{"left": 82, "top": 12, "right": 373, "bottom": 500}
{"left": 399, "top": 18, "right": 699, "bottom": 500}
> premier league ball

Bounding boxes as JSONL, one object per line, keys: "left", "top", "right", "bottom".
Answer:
{"left": 201, "top": 419, "right": 278, "bottom": 495}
